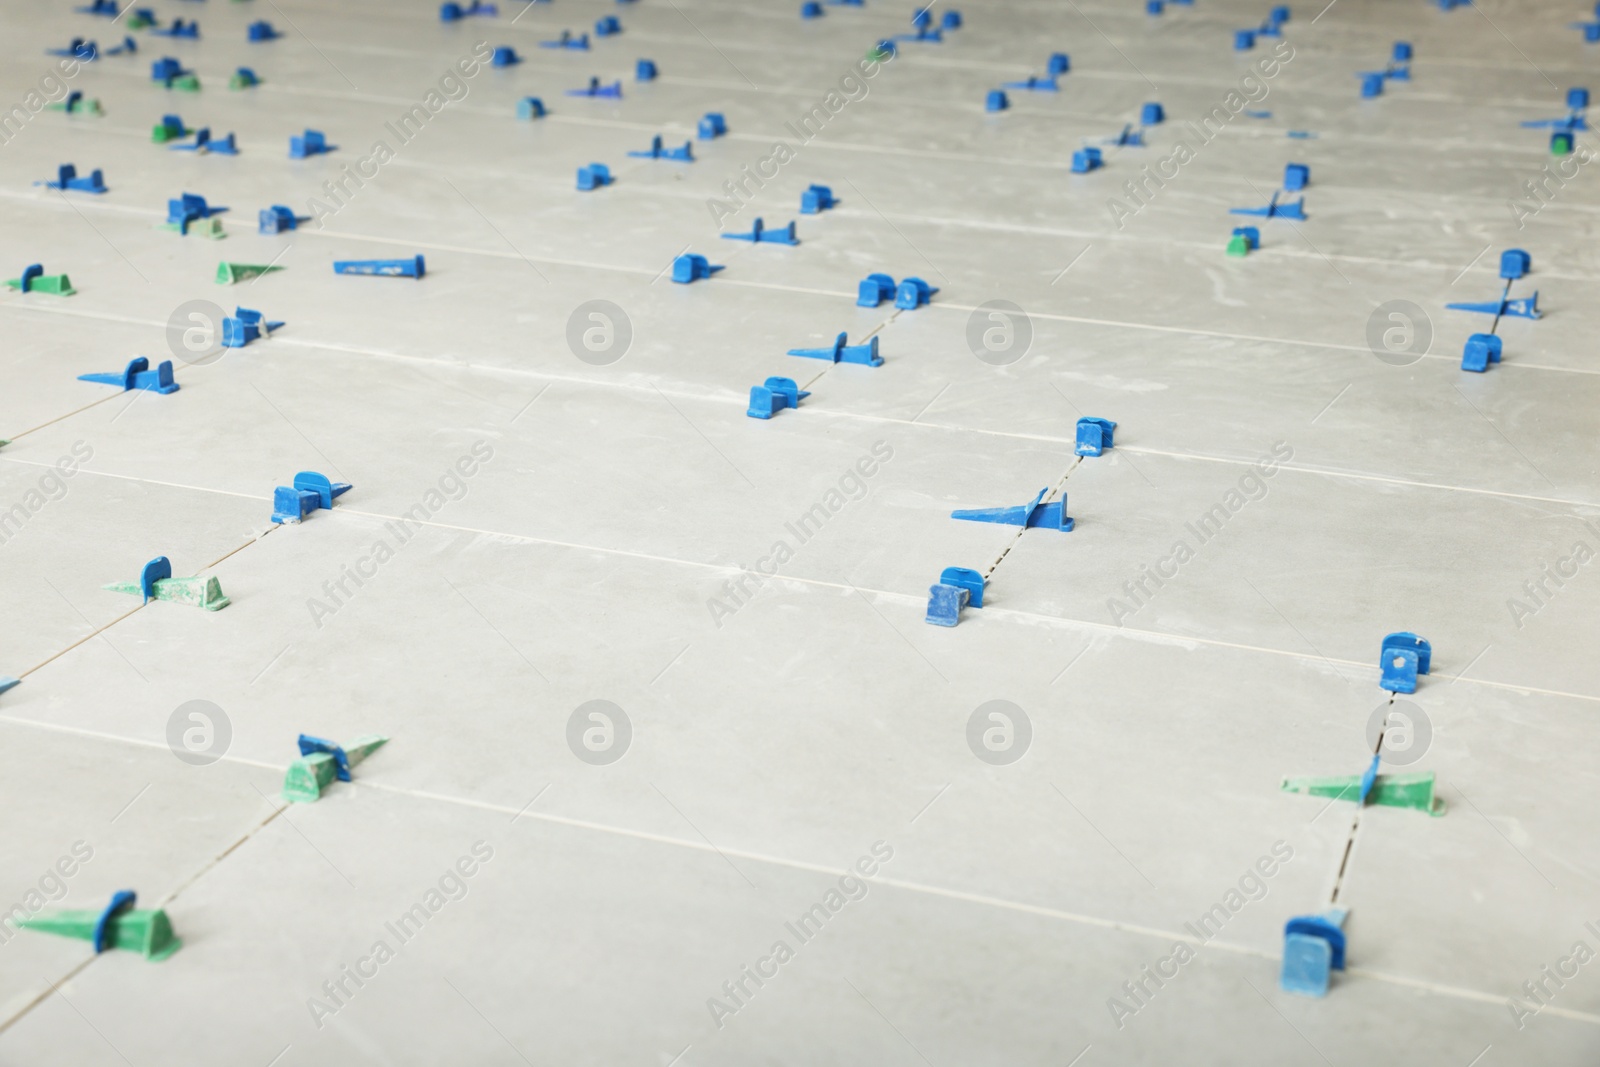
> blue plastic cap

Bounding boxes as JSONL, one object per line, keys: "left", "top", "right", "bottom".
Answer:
{"left": 1075, "top": 417, "right": 1117, "bottom": 456}
{"left": 1147, "top": 0, "right": 1163, "bottom": 13}
{"left": 1284, "top": 163, "right": 1309, "bottom": 191}
{"left": 1361, "top": 72, "right": 1384, "bottom": 97}
{"left": 636, "top": 58, "right": 657, "bottom": 80}
{"left": 940, "top": 567, "right": 986, "bottom": 608}
{"left": 1235, "top": 29, "right": 1255, "bottom": 50}
{"left": 1461, "top": 333, "right": 1503, "bottom": 372}
{"left": 1270, "top": 4, "right": 1290, "bottom": 22}
{"left": 1568, "top": 87, "right": 1590, "bottom": 109}
{"left": 1393, "top": 40, "right": 1413, "bottom": 60}
{"left": 441, "top": 2, "right": 463, "bottom": 19}
{"left": 1140, "top": 102, "right": 1164, "bottom": 125}
{"left": 801, "top": 1, "right": 823, "bottom": 16}
{"left": 1499, "top": 248, "right": 1531, "bottom": 279}
{"left": 941, "top": 10, "right": 961, "bottom": 28}
{"left": 1047, "top": 52, "right": 1069, "bottom": 75}
{"left": 985, "top": 89, "right": 1008, "bottom": 112}
{"left": 517, "top": 96, "right": 546, "bottom": 119}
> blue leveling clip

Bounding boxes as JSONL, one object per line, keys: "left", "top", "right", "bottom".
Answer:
{"left": 104, "top": 36, "right": 136, "bottom": 56}
{"left": 151, "top": 58, "right": 190, "bottom": 82}
{"left": 952, "top": 488, "right": 1072, "bottom": 531}
{"left": 1284, "top": 163, "right": 1309, "bottom": 191}
{"left": 541, "top": 30, "right": 590, "bottom": 49}
{"left": 986, "top": 90, "right": 1009, "bottom": 112}
{"left": 1500, "top": 248, "right": 1531, "bottom": 279}
{"left": 567, "top": 78, "right": 623, "bottom": 98}
{"left": 272, "top": 471, "right": 352, "bottom": 524}
{"left": 333, "top": 255, "right": 425, "bottom": 278}
{"left": 1230, "top": 189, "right": 1305, "bottom": 219}
{"left": 48, "top": 39, "right": 98, "bottom": 60}
{"left": 671, "top": 254, "right": 722, "bottom": 283}
{"left": 166, "top": 193, "right": 225, "bottom": 232}
{"left": 857, "top": 273, "right": 897, "bottom": 307}
{"left": 518, "top": 97, "right": 547, "bottom": 119}
{"left": 1281, "top": 908, "right": 1348, "bottom": 997}
{"left": 723, "top": 218, "right": 799, "bottom": 245}
{"left": 139, "top": 557, "right": 171, "bottom": 603}
{"left": 441, "top": 0, "right": 498, "bottom": 20}
{"left": 801, "top": 1, "right": 823, "bottom": 16}
{"left": 1003, "top": 75, "right": 1057, "bottom": 92}
{"left": 596, "top": 15, "right": 622, "bottom": 35}
{"left": 637, "top": 58, "right": 657, "bottom": 80}
{"left": 787, "top": 332, "right": 882, "bottom": 366}
{"left": 1230, "top": 226, "right": 1260, "bottom": 252}
{"left": 577, "top": 163, "right": 613, "bottom": 190}
{"left": 895, "top": 277, "right": 938, "bottom": 309}
{"left": 698, "top": 112, "right": 728, "bottom": 138}
{"left": 78, "top": 357, "right": 179, "bottom": 395}
{"left": 1075, "top": 417, "right": 1116, "bottom": 456}
{"left": 222, "top": 307, "right": 284, "bottom": 347}
{"left": 1141, "top": 102, "right": 1165, "bottom": 125}
{"left": 1461, "top": 333, "right": 1502, "bottom": 373}
{"left": 248, "top": 20, "right": 282, "bottom": 41}
{"left": 79, "top": 0, "right": 118, "bottom": 14}
{"left": 258, "top": 205, "right": 307, "bottom": 234}
{"left": 1097, "top": 125, "right": 1144, "bottom": 147}
{"left": 1071, "top": 147, "right": 1103, "bottom": 174}
{"left": 1235, "top": 29, "right": 1255, "bottom": 50}
{"left": 232, "top": 67, "right": 261, "bottom": 88}
{"left": 93, "top": 891, "right": 138, "bottom": 953}
{"left": 747, "top": 377, "right": 809, "bottom": 419}
{"left": 40, "top": 165, "right": 107, "bottom": 194}
{"left": 800, "top": 184, "right": 838, "bottom": 213}
{"left": 289, "top": 130, "right": 335, "bottom": 159}
{"left": 628, "top": 135, "right": 693, "bottom": 160}
{"left": 942, "top": 10, "right": 962, "bottom": 29}
{"left": 1047, "top": 52, "right": 1069, "bottom": 75}
{"left": 1379, "top": 631, "right": 1431, "bottom": 693}
{"left": 491, "top": 46, "right": 521, "bottom": 66}
{"left": 926, "top": 567, "right": 985, "bottom": 627}
{"left": 151, "top": 18, "right": 199, "bottom": 38}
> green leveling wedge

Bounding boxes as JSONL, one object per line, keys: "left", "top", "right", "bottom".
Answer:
{"left": 216, "top": 262, "right": 284, "bottom": 285}
{"left": 18, "top": 890, "right": 181, "bottom": 961}
{"left": 104, "top": 556, "right": 231, "bottom": 611}
{"left": 6, "top": 265, "right": 75, "bottom": 295}
{"left": 283, "top": 733, "right": 388, "bottom": 803}
{"left": 1280, "top": 765, "right": 1444, "bottom": 816}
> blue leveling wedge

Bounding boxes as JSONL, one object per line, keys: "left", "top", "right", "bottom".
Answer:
{"left": 333, "top": 255, "right": 425, "bottom": 278}
{"left": 722, "top": 218, "right": 799, "bottom": 245}
{"left": 787, "top": 332, "right": 882, "bottom": 366}
{"left": 272, "top": 471, "right": 352, "bottom": 524}
{"left": 952, "top": 488, "right": 1073, "bottom": 531}
{"left": 78, "top": 357, "right": 178, "bottom": 394}
{"left": 1230, "top": 189, "right": 1305, "bottom": 219}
